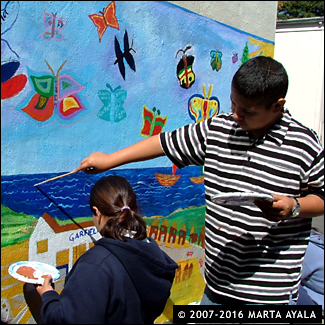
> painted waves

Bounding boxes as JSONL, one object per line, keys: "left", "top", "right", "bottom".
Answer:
{"left": 1, "top": 166, "right": 205, "bottom": 220}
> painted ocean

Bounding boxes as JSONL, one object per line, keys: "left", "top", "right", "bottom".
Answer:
{"left": 1, "top": 166, "right": 205, "bottom": 220}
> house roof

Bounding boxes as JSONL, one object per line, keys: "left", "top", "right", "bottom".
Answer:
{"left": 41, "top": 212, "right": 94, "bottom": 234}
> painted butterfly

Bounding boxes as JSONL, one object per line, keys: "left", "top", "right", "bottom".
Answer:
{"left": 16, "top": 60, "right": 89, "bottom": 125}
{"left": 210, "top": 50, "right": 222, "bottom": 72}
{"left": 97, "top": 83, "right": 127, "bottom": 122}
{"left": 114, "top": 30, "right": 136, "bottom": 80}
{"left": 140, "top": 105, "right": 167, "bottom": 137}
{"left": 188, "top": 84, "right": 219, "bottom": 123}
{"left": 40, "top": 11, "right": 67, "bottom": 41}
{"left": 176, "top": 46, "right": 195, "bottom": 89}
{"left": 232, "top": 51, "right": 238, "bottom": 64}
{"left": 89, "top": 1, "right": 119, "bottom": 43}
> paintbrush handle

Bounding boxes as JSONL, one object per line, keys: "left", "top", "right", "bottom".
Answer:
{"left": 34, "top": 171, "right": 74, "bottom": 186}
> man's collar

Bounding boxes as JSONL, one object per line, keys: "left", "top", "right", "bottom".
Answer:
{"left": 233, "top": 109, "right": 291, "bottom": 146}
{"left": 266, "top": 109, "right": 291, "bottom": 145}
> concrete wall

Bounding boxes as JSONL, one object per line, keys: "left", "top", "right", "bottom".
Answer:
{"left": 169, "top": 1, "right": 278, "bottom": 41}
{"left": 274, "top": 17, "right": 325, "bottom": 234}
{"left": 274, "top": 17, "right": 324, "bottom": 146}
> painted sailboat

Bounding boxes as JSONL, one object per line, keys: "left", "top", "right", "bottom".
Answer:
{"left": 190, "top": 175, "right": 204, "bottom": 184}
{"left": 190, "top": 166, "right": 204, "bottom": 184}
{"left": 155, "top": 164, "right": 181, "bottom": 187}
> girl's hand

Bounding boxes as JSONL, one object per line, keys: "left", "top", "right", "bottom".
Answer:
{"left": 35, "top": 274, "right": 54, "bottom": 296}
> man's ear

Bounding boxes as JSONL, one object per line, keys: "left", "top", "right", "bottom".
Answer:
{"left": 272, "top": 98, "right": 286, "bottom": 113}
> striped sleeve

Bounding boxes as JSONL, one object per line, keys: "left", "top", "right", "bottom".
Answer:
{"left": 159, "top": 119, "right": 210, "bottom": 168}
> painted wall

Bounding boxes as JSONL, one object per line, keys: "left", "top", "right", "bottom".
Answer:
{"left": 1, "top": 1, "right": 275, "bottom": 323}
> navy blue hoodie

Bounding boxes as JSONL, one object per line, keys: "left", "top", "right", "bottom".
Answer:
{"left": 41, "top": 237, "right": 178, "bottom": 324}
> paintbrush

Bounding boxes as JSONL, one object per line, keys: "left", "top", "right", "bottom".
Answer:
{"left": 34, "top": 171, "right": 75, "bottom": 186}
{"left": 35, "top": 179, "right": 97, "bottom": 243}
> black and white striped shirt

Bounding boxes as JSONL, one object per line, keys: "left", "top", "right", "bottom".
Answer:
{"left": 160, "top": 110, "right": 324, "bottom": 304}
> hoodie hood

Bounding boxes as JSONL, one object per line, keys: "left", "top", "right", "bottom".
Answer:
{"left": 95, "top": 237, "right": 178, "bottom": 306}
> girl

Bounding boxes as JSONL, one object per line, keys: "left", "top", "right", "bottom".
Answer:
{"left": 35, "top": 175, "right": 178, "bottom": 324}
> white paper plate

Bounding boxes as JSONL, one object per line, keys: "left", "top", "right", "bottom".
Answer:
{"left": 211, "top": 192, "right": 274, "bottom": 206}
{"left": 8, "top": 261, "right": 60, "bottom": 284}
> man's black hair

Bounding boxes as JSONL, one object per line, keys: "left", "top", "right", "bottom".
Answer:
{"left": 231, "top": 56, "right": 289, "bottom": 108}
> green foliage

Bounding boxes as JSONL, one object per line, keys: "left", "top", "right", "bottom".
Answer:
{"left": 240, "top": 42, "right": 250, "bottom": 66}
{"left": 1, "top": 204, "right": 93, "bottom": 248}
{"left": 1, "top": 205, "right": 37, "bottom": 247}
{"left": 277, "top": 1, "right": 324, "bottom": 20}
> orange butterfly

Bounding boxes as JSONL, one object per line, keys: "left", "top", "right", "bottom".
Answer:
{"left": 89, "top": 1, "right": 119, "bottom": 43}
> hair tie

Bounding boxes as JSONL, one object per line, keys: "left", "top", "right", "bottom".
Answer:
{"left": 121, "top": 206, "right": 130, "bottom": 212}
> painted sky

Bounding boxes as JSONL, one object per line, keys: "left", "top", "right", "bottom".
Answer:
{"left": 1, "top": 1, "right": 274, "bottom": 175}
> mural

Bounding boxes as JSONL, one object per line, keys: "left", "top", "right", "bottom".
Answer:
{"left": 1, "top": 1, "right": 274, "bottom": 323}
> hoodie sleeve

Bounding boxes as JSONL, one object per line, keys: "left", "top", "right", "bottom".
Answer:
{"left": 41, "top": 258, "right": 112, "bottom": 324}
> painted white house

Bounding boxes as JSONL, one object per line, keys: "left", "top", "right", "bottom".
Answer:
{"left": 28, "top": 213, "right": 102, "bottom": 275}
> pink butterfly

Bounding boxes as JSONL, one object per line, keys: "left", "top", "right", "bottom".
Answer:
{"left": 40, "top": 11, "right": 67, "bottom": 41}
{"left": 17, "top": 60, "right": 89, "bottom": 125}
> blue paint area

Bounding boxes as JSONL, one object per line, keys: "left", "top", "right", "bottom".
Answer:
{"left": 1, "top": 1, "right": 273, "bottom": 175}
{"left": 1, "top": 166, "right": 205, "bottom": 220}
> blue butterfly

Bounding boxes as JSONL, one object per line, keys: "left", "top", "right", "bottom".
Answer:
{"left": 114, "top": 30, "right": 136, "bottom": 80}
{"left": 97, "top": 83, "right": 127, "bottom": 122}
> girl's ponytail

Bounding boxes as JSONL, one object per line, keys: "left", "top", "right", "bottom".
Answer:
{"left": 90, "top": 175, "right": 147, "bottom": 241}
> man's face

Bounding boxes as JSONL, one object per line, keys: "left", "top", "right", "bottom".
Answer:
{"left": 230, "top": 88, "right": 280, "bottom": 138}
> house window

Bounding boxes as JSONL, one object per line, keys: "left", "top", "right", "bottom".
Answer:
{"left": 37, "top": 239, "right": 48, "bottom": 254}
{"left": 57, "top": 249, "right": 69, "bottom": 267}
{"left": 73, "top": 243, "right": 87, "bottom": 264}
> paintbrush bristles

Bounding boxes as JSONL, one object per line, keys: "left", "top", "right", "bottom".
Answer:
{"left": 34, "top": 171, "right": 74, "bottom": 186}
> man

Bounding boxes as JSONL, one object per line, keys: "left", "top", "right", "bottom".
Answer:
{"left": 74, "top": 56, "right": 324, "bottom": 305}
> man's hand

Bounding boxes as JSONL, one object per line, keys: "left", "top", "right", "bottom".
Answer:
{"left": 73, "top": 152, "right": 111, "bottom": 174}
{"left": 255, "top": 194, "right": 296, "bottom": 222}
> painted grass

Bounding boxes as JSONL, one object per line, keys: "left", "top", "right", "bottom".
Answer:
{"left": 1, "top": 204, "right": 206, "bottom": 248}
{"left": 1, "top": 205, "right": 94, "bottom": 248}
{"left": 1, "top": 205, "right": 38, "bottom": 248}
